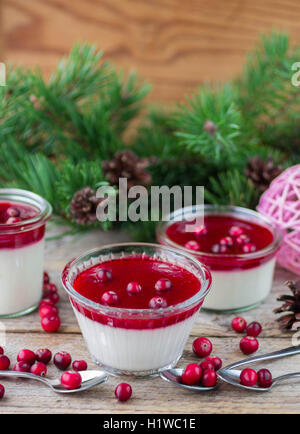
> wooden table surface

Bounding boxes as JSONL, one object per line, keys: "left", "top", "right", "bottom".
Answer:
{"left": 1, "top": 223, "right": 300, "bottom": 414}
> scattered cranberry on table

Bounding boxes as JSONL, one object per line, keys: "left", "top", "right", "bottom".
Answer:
{"left": 17, "top": 349, "right": 36, "bottom": 365}
{"left": 246, "top": 321, "right": 262, "bottom": 337}
{"left": 30, "top": 361, "right": 47, "bottom": 377}
{"left": 0, "top": 355, "right": 10, "bottom": 370}
{"left": 199, "top": 357, "right": 215, "bottom": 372}
{"left": 115, "top": 383, "right": 132, "bottom": 402}
{"left": 181, "top": 363, "right": 202, "bottom": 386}
{"left": 0, "top": 347, "right": 3, "bottom": 355}
{"left": 231, "top": 316, "right": 247, "bottom": 333}
{"left": 43, "top": 292, "right": 60, "bottom": 305}
{"left": 54, "top": 351, "right": 72, "bottom": 370}
{"left": 39, "top": 302, "right": 58, "bottom": 318}
{"left": 61, "top": 371, "right": 82, "bottom": 390}
{"left": 41, "top": 315, "right": 61, "bottom": 333}
{"left": 14, "top": 361, "right": 31, "bottom": 372}
{"left": 202, "top": 369, "right": 217, "bottom": 387}
{"left": 240, "top": 336, "right": 259, "bottom": 355}
{"left": 0, "top": 384, "right": 5, "bottom": 399}
{"left": 43, "top": 272, "right": 50, "bottom": 284}
{"left": 257, "top": 368, "right": 272, "bottom": 388}
{"left": 240, "top": 368, "right": 258, "bottom": 387}
{"left": 35, "top": 348, "right": 52, "bottom": 365}
{"left": 192, "top": 337, "right": 213, "bottom": 358}
{"left": 72, "top": 360, "right": 88, "bottom": 371}
{"left": 210, "top": 356, "right": 222, "bottom": 371}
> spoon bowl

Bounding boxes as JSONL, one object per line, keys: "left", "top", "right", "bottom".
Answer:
{"left": 0, "top": 369, "right": 108, "bottom": 393}
{"left": 160, "top": 368, "right": 217, "bottom": 391}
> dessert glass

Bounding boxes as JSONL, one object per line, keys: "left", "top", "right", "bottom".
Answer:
{"left": 62, "top": 243, "right": 211, "bottom": 377}
{"left": 157, "top": 205, "right": 282, "bottom": 313}
{"left": 0, "top": 188, "right": 52, "bottom": 317}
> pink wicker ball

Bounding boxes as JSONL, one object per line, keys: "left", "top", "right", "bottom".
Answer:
{"left": 257, "top": 164, "right": 300, "bottom": 275}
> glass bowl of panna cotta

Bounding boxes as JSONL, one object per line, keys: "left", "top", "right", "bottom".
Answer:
{"left": 157, "top": 205, "right": 282, "bottom": 313}
{"left": 62, "top": 243, "right": 211, "bottom": 376}
{"left": 0, "top": 188, "right": 52, "bottom": 317}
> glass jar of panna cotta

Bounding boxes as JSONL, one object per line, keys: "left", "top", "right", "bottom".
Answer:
{"left": 62, "top": 243, "right": 211, "bottom": 376}
{"left": 157, "top": 205, "right": 282, "bottom": 313}
{"left": 0, "top": 189, "right": 52, "bottom": 317}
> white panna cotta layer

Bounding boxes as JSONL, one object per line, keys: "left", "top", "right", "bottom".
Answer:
{"left": 73, "top": 308, "right": 198, "bottom": 373}
{"left": 0, "top": 239, "right": 44, "bottom": 316}
{"left": 203, "top": 258, "right": 276, "bottom": 311}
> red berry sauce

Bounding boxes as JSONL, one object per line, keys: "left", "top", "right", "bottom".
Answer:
{"left": 165, "top": 215, "right": 274, "bottom": 271}
{"left": 0, "top": 201, "right": 44, "bottom": 249}
{"left": 71, "top": 256, "right": 203, "bottom": 330}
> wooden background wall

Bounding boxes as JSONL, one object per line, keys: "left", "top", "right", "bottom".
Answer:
{"left": 2, "top": 0, "right": 300, "bottom": 104}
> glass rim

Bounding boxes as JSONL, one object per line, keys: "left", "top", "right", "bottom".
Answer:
{"left": 156, "top": 204, "right": 283, "bottom": 261}
{"left": 0, "top": 188, "right": 52, "bottom": 231}
{"left": 61, "top": 242, "right": 212, "bottom": 316}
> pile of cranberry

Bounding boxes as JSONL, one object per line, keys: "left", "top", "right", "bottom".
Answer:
{"left": 39, "top": 272, "right": 61, "bottom": 333}
{"left": 180, "top": 337, "right": 221, "bottom": 387}
{"left": 184, "top": 225, "right": 257, "bottom": 254}
{"left": 0, "top": 346, "right": 133, "bottom": 402}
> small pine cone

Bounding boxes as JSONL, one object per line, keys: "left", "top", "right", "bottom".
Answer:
{"left": 274, "top": 280, "right": 300, "bottom": 330}
{"left": 244, "top": 156, "right": 282, "bottom": 192}
{"left": 69, "top": 187, "right": 102, "bottom": 225}
{"left": 102, "top": 150, "right": 153, "bottom": 190}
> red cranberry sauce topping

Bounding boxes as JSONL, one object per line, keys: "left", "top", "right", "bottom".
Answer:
{"left": 71, "top": 256, "right": 203, "bottom": 330}
{"left": 165, "top": 215, "right": 274, "bottom": 271}
{"left": 0, "top": 201, "right": 44, "bottom": 249}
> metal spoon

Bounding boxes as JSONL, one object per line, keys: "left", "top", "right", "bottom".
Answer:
{"left": 160, "top": 368, "right": 217, "bottom": 391}
{"left": 0, "top": 370, "right": 108, "bottom": 393}
{"left": 218, "top": 368, "right": 300, "bottom": 391}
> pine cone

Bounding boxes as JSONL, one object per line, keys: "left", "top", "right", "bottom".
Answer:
{"left": 102, "top": 150, "right": 153, "bottom": 190}
{"left": 244, "top": 156, "right": 282, "bottom": 192}
{"left": 70, "top": 187, "right": 102, "bottom": 225}
{"left": 274, "top": 280, "right": 300, "bottom": 330}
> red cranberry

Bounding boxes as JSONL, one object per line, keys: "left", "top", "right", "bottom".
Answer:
{"left": 6, "top": 216, "right": 21, "bottom": 224}
{"left": 115, "top": 383, "right": 132, "bottom": 402}
{"left": 14, "top": 361, "right": 31, "bottom": 372}
{"left": 192, "top": 337, "right": 213, "bottom": 358}
{"left": 43, "top": 272, "right": 50, "bottom": 284}
{"left": 210, "top": 356, "right": 222, "bottom": 371}
{"left": 43, "top": 292, "right": 60, "bottom": 305}
{"left": 41, "top": 315, "right": 61, "bottom": 333}
{"left": 0, "top": 355, "right": 10, "bottom": 370}
{"left": 17, "top": 349, "right": 36, "bottom": 365}
{"left": 43, "top": 282, "right": 58, "bottom": 296}
{"left": 35, "top": 348, "right": 52, "bottom": 365}
{"left": 200, "top": 357, "right": 214, "bottom": 371}
{"left": 0, "top": 384, "right": 4, "bottom": 399}
{"left": 155, "top": 278, "right": 172, "bottom": 292}
{"left": 126, "top": 282, "right": 142, "bottom": 295}
{"left": 184, "top": 240, "right": 201, "bottom": 251}
{"left": 235, "top": 234, "right": 250, "bottom": 245}
{"left": 181, "top": 363, "right": 202, "bottom": 386}
{"left": 194, "top": 225, "right": 207, "bottom": 237}
{"left": 229, "top": 226, "right": 243, "bottom": 237}
{"left": 232, "top": 316, "right": 247, "bottom": 333}
{"left": 242, "top": 243, "right": 257, "bottom": 253}
{"left": 240, "top": 336, "right": 259, "bottom": 355}
{"left": 211, "top": 243, "right": 227, "bottom": 254}
{"left": 257, "top": 369, "right": 272, "bottom": 388}
{"left": 220, "top": 236, "right": 233, "bottom": 247}
{"left": 240, "top": 368, "right": 257, "bottom": 386}
{"left": 202, "top": 369, "right": 217, "bottom": 387}
{"left": 0, "top": 347, "right": 3, "bottom": 355}
{"left": 54, "top": 351, "right": 72, "bottom": 370}
{"left": 72, "top": 360, "right": 88, "bottom": 371}
{"left": 101, "top": 291, "right": 119, "bottom": 306}
{"left": 30, "top": 362, "right": 47, "bottom": 377}
{"left": 61, "top": 371, "right": 82, "bottom": 390}
{"left": 148, "top": 296, "right": 167, "bottom": 309}
{"left": 39, "top": 302, "right": 58, "bottom": 318}
{"left": 97, "top": 268, "right": 112, "bottom": 282}
{"left": 6, "top": 207, "right": 20, "bottom": 218}
{"left": 246, "top": 321, "right": 262, "bottom": 337}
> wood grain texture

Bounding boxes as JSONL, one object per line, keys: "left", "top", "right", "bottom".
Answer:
{"left": 3, "top": 0, "right": 300, "bottom": 103}
{"left": 1, "top": 223, "right": 300, "bottom": 414}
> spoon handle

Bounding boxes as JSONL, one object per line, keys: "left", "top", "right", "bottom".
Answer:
{"left": 0, "top": 370, "right": 48, "bottom": 384}
{"left": 224, "top": 345, "right": 300, "bottom": 370}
